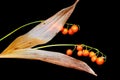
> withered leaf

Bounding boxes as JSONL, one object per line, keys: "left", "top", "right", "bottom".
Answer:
{"left": 0, "top": 0, "right": 97, "bottom": 76}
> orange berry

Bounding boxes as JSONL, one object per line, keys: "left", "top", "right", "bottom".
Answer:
{"left": 89, "top": 51, "right": 96, "bottom": 58}
{"left": 96, "top": 57, "right": 105, "bottom": 65}
{"left": 62, "top": 28, "right": 68, "bottom": 35}
{"left": 91, "top": 56, "right": 97, "bottom": 62}
{"left": 71, "top": 24, "right": 79, "bottom": 33}
{"left": 61, "top": 27, "right": 64, "bottom": 31}
{"left": 68, "top": 29, "right": 74, "bottom": 35}
{"left": 77, "top": 50, "right": 83, "bottom": 56}
{"left": 83, "top": 49, "right": 89, "bottom": 56}
{"left": 76, "top": 44, "right": 83, "bottom": 51}
{"left": 66, "top": 49, "right": 73, "bottom": 56}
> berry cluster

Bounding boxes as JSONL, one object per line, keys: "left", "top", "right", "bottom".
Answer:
{"left": 0, "top": 19, "right": 107, "bottom": 67}
{"left": 61, "top": 24, "right": 80, "bottom": 35}
{"left": 66, "top": 44, "right": 106, "bottom": 65}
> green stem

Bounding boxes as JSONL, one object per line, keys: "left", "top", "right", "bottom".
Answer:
{"left": 34, "top": 43, "right": 107, "bottom": 61}
{"left": 81, "top": 44, "right": 105, "bottom": 57}
{"left": 72, "top": 45, "right": 77, "bottom": 52}
{"left": 66, "top": 23, "right": 73, "bottom": 26}
{"left": 0, "top": 20, "right": 44, "bottom": 42}
{"left": 34, "top": 44, "right": 76, "bottom": 50}
{"left": 104, "top": 55, "right": 107, "bottom": 62}
{"left": 77, "top": 24, "right": 80, "bottom": 30}
{"left": 0, "top": 20, "right": 80, "bottom": 42}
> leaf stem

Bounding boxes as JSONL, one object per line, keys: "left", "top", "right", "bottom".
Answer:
{"left": 0, "top": 20, "right": 43, "bottom": 42}
{"left": 0, "top": 20, "right": 78, "bottom": 42}
{"left": 81, "top": 44, "right": 106, "bottom": 57}
{"left": 34, "top": 44, "right": 76, "bottom": 50}
{"left": 34, "top": 43, "right": 107, "bottom": 61}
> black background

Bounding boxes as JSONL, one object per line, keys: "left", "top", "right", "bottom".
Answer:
{"left": 0, "top": 0, "right": 114, "bottom": 80}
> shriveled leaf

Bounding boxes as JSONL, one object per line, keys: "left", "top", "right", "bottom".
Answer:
{"left": 0, "top": 48, "right": 97, "bottom": 76}
{"left": 0, "top": 0, "right": 97, "bottom": 77}
{"left": 26, "top": 0, "right": 79, "bottom": 43}
{"left": 1, "top": 0, "right": 79, "bottom": 54}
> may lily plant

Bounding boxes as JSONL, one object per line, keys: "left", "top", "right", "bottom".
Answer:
{"left": 0, "top": 0, "right": 106, "bottom": 76}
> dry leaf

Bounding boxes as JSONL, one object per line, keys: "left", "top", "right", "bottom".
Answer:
{"left": 0, "top": 0, "right": 97, "bottom": 76}
{"left": 0, "top": 48, "right": 97, "bottom": 76}
{"left": 1, "top": 0, "right": 79, "bottom": 54}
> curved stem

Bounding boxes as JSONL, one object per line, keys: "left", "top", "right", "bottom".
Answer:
{"left": 77, "top": 24, "right": 80, "bottom": 30}
{"left": 66, "top": 23, "right": 73, "bottom": 26}
{"left": 34, "top": 43, "right": 107, "bottom": 61}
{"left": 34, "top": 44, "right": 76, "bottom": 50}
{"left": 104, "top": 55, "right": 107, "bottom": 62}
{"left": 81, "top": 44, "right": 106, "bottom": 57}
{"left": 0, "top": 20, "right": 44, "bottom": 42}
{"left": 0, "top": 20, "right": 79, "bottom": 42}
{"left": 72, "top": 45, "right": 77, "bottom": 52}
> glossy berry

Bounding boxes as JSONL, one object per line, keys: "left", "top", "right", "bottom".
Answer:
{"left": 66, "top": 49, "right": 73, "bottom": 56}
{"left": 62, "top": 28, "right": 68, "bottom": 35}
{"left": 82, "top": 49, "right": 89, "bottom": 56}
{"left": 91, "top": 56, "right": 97, "bottom": 62}
{"left": 68, "top": 29, "right": 74, "bottom": 35}
{"left": 71, "top": 24, "right": 79, "bottom": 33}
{"left": 89, "top": 51, "right": 96, "bottom": 58}
{"left": 76, "top": 44, "right": 83, "bottom": 51}
{"left": 96, "top": 57, "right": 105, "bottom": 65}
{"left": 77, "top": 50, "right": 83, "bottom": 56}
